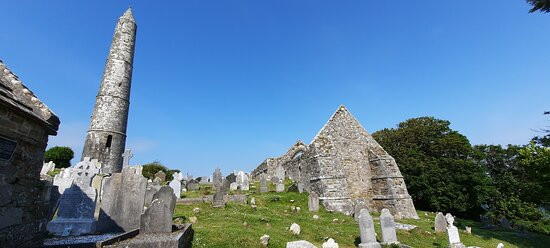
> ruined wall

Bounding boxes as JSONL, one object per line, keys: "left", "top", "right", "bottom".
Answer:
{"left": 0, "top": 61, "right": 59, "bottom": 247}
{"left": 251, "top": 105, "right": 418, "bottom": 219}
{"left": 82, "top": 9, "right": 136, "bottom": 174}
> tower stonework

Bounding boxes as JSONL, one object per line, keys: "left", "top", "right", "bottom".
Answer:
{"left": 82, "top": 8, "right": 136, "bottom": 174}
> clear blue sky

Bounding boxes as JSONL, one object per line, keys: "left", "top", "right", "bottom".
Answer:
{"left": 1, "top": 1, "right": 548, "bottom": 176}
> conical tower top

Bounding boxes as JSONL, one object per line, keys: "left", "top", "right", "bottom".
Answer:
{"left": 120, "top": 7, "right": 135, "bottom": 22}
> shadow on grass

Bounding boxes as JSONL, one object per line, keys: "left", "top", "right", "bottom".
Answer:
{"left": 461, "top": 219, "right": 550, "bottom": 248}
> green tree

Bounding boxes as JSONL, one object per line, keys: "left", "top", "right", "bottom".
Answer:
{"left": 532, "top": 111, "right": 550, "bottom": 147}
{"left": 142, "top": 161, "right": 175, "bottom": 181}
{"left": 372, "top": 117, "right": 492, "bottom": 216}
{"left": 527, "top": 0, "right": 550, "bottom": 13}
{"left": 44, "top": 146, "right": 74, "bottom": 168}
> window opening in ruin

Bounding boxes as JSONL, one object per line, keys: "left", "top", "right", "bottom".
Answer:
{"left": 293, "top": 151, "right": 303, "bottom": 159}
{"left": 106, "top": 135, "right": 112, "bottom": 148}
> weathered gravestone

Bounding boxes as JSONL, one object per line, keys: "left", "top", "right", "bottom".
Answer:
{"left": 220, "top": 178, "right": 230, "bottom": 194}
{"left": 276, "top": 181, "right": 285, "bottom": 192}
{"left": 274, "top": 165, "right": 285, "bottom": 182}
{"left": 354, "top": 199, "right": 369, "bottom": 221}
{"left": 41, "top": 161, "right": 55, "bottom": 175}
{"left": 308, "top": 191, "right": 319, "bottom": 212}
{"left": 446, "top": 213, "right": 464, "bottom": 248}
{"left": 358, "top": 209, "right": 381, "bottom": 248}
{"left": 153, "top": 186, "right": 176, "bottom": 214}
{"left": 46, "top": 184, "right": 97, "bottom": 236}
{"left": 287, "top": 183, "right": 299, "bottom": 192}
{"left": 97, "top": 168, "right": 147, "bottom": 232}
{"left": 154, "top": 170, "right": 166, "bottom": 182}
{"left": 500, "top": 217, "right": 512, "bottom": 229}
{"left": 226, "top": 173, "right": 236, "bottom": 184}
{"left": 144, "top": 184, "right": 159, "bottom": 208}
{"left": 140, "top": 198, "right": 173, "bottom": 233}
{"left": 435, "top": 212, "right": 447, "bottom": 233}
{"left": 236, "top": 171, "right": 250, "bottom": 191}
{"left": 186, "top": 179, "right": 200, "bottom": 191}
{"left": 169, "top": 178, "right": 182, "bottom": 199}
{"left": 213, "top": 168, "right": 222, "bottom": 189}
{"left": 380, "top": 208, "right": 398, "bottom": 245}
{"left": 259, "top": 176, "right": 268, "bottom": 193}
{"left": 212, "top": 191, "right": 225, "bottom": 208}
{"left": 47, "top": 158, "right": 100, "bottom": 236}
{"left": 297, "top": 183, "right": 304, "bottom": 193}
{"left": 230, "top": 182, "right": 238, "bottom": 191}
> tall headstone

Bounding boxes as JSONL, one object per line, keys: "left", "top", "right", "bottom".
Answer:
{"left": 259, "top": 176, "right": 268, "bottom": 193}
{"left": 308, "top": 191, "right": 319, "bottom": 212}
{"left": 274, "top": 165, "right": 285, "bottom": 182}
{"left": 46, "top": 184, "right": 97, "bottom": 236}
{"left": 169, "top": 178, "right": 182, "bottom": 199}
{"left": 122, "top": 149, "right": 133, "bottom": 168}
{"left": 140, "top": 199, "right": 172, "bottom": 234}
{"left": 446, "top": 213, "right": 464, "bottom": 248}
{"left": 213, "top": 168, "right": 222, "bottom": 189}
{"left": 236, "top": 171, "right": 250, "bottom": 191}
{"left": 380, "top": 209, "right": 398, "bottom": 245}
{"left": 434, "top": 212, "right": 447, "bottom": 233}
{"left": 154, "top": 170, "right": 166, "bottom": 182}
{"left": 152, "top": 186, "right": 176, "bottom": 214}
{"left": 97, "top": 168, "right": 147, "bottom": 232}
{"left": 358, "top": 209, "right": 381, "bottom": 248}
{"left": 220, "top": 178, "right": 230, "bottom": 194}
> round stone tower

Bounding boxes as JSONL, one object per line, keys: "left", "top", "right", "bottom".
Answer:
{"left": 82, "top": 8, "right": 137, "bottom": 174}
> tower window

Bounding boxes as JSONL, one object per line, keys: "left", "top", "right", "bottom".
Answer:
{"left": 106, "top": 135, "right": 112, "bottom": 148}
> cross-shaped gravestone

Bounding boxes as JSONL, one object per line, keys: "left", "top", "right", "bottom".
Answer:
{"left": 122, "top": 149, "right": 133, "bottom": 167}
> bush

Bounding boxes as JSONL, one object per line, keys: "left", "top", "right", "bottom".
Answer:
{"left": 142, "top": 161, "right": 179, "bottom": 182}
{"left": 44, "top": 146, "right": 74, "bottom": 168}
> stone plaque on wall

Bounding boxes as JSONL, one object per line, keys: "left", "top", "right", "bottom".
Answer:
{"left": 0, "top": 136, "right": 17, "bottom": 160}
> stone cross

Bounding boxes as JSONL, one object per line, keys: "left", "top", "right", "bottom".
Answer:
{"left": 308, "top": 191, "right": 319, "bottom": 212}
{"left": 358, "top": 209, "right": 381, "bottom": 248}
{"left": 213, "top": 168, "right": 222, "bottom": 189}
{"left": 434, "top": 212, "right": 447, "bottom": 233}
{"left": 446, "top": 213, "right": 464, "bottom": 248}
{"left": 122, "top": 149, "right": 133, "bottom": 167}
{"left": 380, "top": 208, "right": 398, "bottom": 245}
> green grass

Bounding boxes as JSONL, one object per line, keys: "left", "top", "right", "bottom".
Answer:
{"left": 174, "top": 181, "right": 550, "bottom": 248}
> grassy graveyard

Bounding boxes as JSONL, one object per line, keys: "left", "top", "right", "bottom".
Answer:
{"left": 173, "top": 181, "right": 550, "bottom": 248}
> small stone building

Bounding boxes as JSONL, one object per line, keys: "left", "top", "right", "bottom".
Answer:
{"left": 0, "top": 60, "right": 60, "bottom": 247}
{"left": 252, "top": 105, "right": 418, "bottom": 219}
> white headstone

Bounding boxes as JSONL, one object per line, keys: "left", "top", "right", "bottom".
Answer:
{"left": 41, "top": 161, "right": 55, "bottom": 175}
{"left": 236, "top": 171, "right": 250, "bottom": 191}
{"left": 169, "top": 179, "right": 182, "bottom": 199}
{"left": 380, "top": 209, "right": 398, "bottom": 245}
{"left": 446, "top": 213, "right": 463, "bottom": 247}
{"left": 358, "top": 209, "right": 381, "bottom": 248}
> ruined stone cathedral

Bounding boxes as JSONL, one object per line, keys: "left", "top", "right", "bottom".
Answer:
{"left": 252, "top": 105, "right": 419, "bottom": 219}
{"left": 81, "top": 8, "right": 137, "bottom": 174}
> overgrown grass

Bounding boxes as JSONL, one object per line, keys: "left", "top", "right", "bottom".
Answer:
{"left": 174, "top": 181, "right": 550, "bottom": 248}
